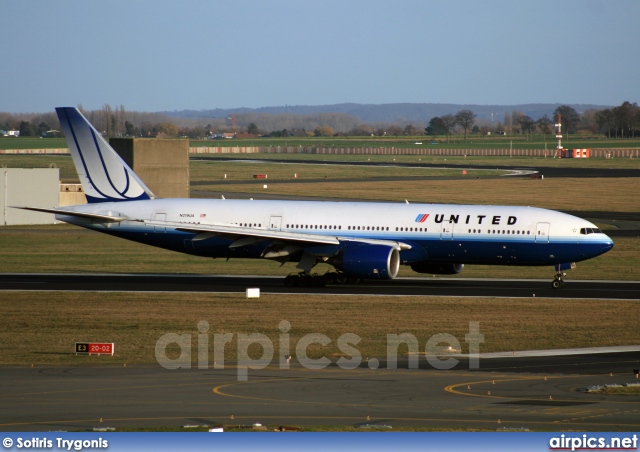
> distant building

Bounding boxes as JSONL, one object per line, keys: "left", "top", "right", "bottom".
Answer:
{"left": 109, "top": 137, "right": 190, "bottom": 198}
{"left": 0, "top": 168, "right": 59, "bottom": 225}
{"left": 143, "top": 132, "right": 171, "bottom": 139}
{"left": 1, "top": 130, "right": 20, "bottom": 137}
{"left": 235, "top": 133, "right": 258, "bottom": 139}
{"left": 208, "top": 133, "right": 236, "bottom": 139}
{"left": 561, "top": 148, "right": 591, "bottom": 158}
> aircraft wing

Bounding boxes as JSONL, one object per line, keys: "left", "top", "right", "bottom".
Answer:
{"left": 10, "top": 206, "right": 127, "bottom": 222}
{"left": 142, "top": 220, "right": 411, "bottom": 250}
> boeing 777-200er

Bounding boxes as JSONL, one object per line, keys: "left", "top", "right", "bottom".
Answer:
{"left": 16, "top": 107, "right": 614, "bottom": 289}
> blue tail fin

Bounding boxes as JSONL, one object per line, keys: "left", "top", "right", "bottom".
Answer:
{"left": 56, "top": 107, "right": 155, "bottom": 203}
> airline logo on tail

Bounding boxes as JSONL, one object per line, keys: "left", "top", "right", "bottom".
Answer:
{"left": 56, "top": 107, "right": 155, "bottom": 203}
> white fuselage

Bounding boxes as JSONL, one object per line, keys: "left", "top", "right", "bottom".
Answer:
{"left": 57, "top": 198, "right": 613, "bottom": 268}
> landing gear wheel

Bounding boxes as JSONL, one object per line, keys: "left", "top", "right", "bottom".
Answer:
{"left": 298, "top": 274, "right": 310, "bottom": 287}
{"left": 311, "top": 274, "right": 326, "bottom": 288}
{"left": 335, "top": 273, "right": 347, "bottom": 285}
{"left": 323, "top": 272, "right": 338, "bottom": 285}
{"left": 551, "top": 272, "right": 566, "bottom": 289}
{"left": 284, "top": 274, "right": 297, "bottom": 287}
{"left": 284, "top": 274, "right": 299, "bottom": 287}
{"left": 285, "top": 272, "right": 324, "bottom": 288}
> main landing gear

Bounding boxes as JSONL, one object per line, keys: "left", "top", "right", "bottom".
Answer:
{"left": 284, "top": 272, "right": 326, "bottom": 288}
{"left": 284, "top": 271, "right": 361, "bottom": 287}
{"left": 551, "top": 272, "right": 566, "bottom": 289}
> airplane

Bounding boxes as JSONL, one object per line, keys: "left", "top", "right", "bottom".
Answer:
{"left": 16, "top": 107, "right": 614, "bottom": 289}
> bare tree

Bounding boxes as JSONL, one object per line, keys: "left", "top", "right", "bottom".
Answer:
{"left": 553, "top": 105, "right": 580, "bottom": 135}
{"left": 441, "top": 114, "right": 457, "bottom": 142}
{"left": 612, "top": 101, "right": 639, "bottom": 138}
{"left": 536, "top": 114, "right": 553, "bottom": 137}
{"left": 503, "top": 112, "right": 513, "bottom": 135}
{"left": 516, "top": 115, "right": 535, "bottom": 138}
{"left": 454, "top": 109, "right": 476, "bottom": 142}
{"left": 115, "top": 104, "right": 126, "bottom": 137}
{"left": 100, "top": 104, "right": 112, "bottom": 138}
{"left": 387, "top": 125, "right": 403, "bottom": 136}
{"left": 594, "top": 109, "right": 614, "bottom": 137}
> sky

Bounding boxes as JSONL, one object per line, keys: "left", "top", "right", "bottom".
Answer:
{"left": 2, "top": 0, "right": 639, "bottom": 113}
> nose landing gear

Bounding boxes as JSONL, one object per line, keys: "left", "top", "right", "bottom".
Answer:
{"left": 551, "top": 262, "right": 575, "bottom": 289}
{"left": 551, "top": 272, "right": 566, "bottom": 289}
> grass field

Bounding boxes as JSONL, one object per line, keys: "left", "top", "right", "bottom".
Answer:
{"left": 195, "top": 152, "right": 640, "bottom": 170}
{"left": 5, "top": 153, "right": 638, "bottom": 186}
{"left": 190, "top": 135, "right": 640, "bottom": 150}
{"left": 0, "top": 137, "right": 67, "bottom": 150}
{"left": 2, "top": 292, "right": 639, "bottom": 365}
{"left": 3, "top": 135, "right": 640, "bottom": 151}
{"left": 190, "top": 159, "right": 505, "bottom": 181}
{"left": 595, "top": 386, "right": 640, "bottom": 396}
{"left": 2, "top": 148, "right": 639, "bottom": 184}
{"left": 198, "top": 177, "right": 640, "bottom": 213}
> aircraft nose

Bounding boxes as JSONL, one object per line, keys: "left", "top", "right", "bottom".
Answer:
{"left": 594, "top": 234, "right": 615, "bottom": 256}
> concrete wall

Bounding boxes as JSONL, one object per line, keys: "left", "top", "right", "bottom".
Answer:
{"left": 1, "top": 168, "right": 59, "bottom": 225}
{"left": 110, "top": 138, "right": 190, "bottom": 198}
{"left": 59, "top": 183, "right": 87, "bottom": 207}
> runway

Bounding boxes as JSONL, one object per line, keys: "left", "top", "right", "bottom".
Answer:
{"left": 1, "top": 351, "right": 639, "bottom": 432}
{"left": 1, "top": 273, "right": 639, "bottom": 299}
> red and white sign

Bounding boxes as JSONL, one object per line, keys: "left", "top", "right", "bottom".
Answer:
{"left": 75, "top": 342, "right": 115, "bottom": 355}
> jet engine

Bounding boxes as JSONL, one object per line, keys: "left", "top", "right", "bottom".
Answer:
{"left": 329, "top": 245, "right": 400, "bottom": 280}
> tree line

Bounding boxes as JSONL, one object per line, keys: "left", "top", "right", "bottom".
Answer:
{"left": 426, "top": 102, "right": 640, "bottom": 141}
{"left": 1, "top": 101, "right": 639, "bottom": 140}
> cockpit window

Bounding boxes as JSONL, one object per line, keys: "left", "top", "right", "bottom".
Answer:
{"left": 580, "top": 227, "right": 602, "bottom": 235}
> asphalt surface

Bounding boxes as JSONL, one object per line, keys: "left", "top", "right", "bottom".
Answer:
{"left": 1, "top": 352, "right": 639, "bottom": 431}
{"left": 1, "top": 274, "right": 639, "bottom": 299}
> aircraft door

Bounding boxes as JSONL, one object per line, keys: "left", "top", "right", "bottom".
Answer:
{"left": 535, "top": 222, "right": 550, "bottom": 243}
{"left": 440, "top": 221, "right": 454, "bottom": 240}
{"left": 269, "top": 216, "right": 282, "bottom": 231}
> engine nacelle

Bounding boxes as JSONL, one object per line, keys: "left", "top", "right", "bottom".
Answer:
{"left": 410, "top": 262, "right": 464, "bottom": 275}
{"left": 330, "top": 245, "right": 400, "bottom": 280}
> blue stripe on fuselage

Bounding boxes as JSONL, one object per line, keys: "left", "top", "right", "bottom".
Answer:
{"left": 75, "top": 220, "right": 612, "bottom": 266}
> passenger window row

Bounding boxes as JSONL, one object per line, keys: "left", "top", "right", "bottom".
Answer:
{"left": 469, "top": 229, "right": 532, "bottom": 235}
{"left": 286, "top": 224, "right": 342, "bottom": 230}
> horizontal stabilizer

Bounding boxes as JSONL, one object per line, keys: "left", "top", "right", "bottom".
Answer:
{"left": 10, "top": 206, "right": 126, "bottom": 222}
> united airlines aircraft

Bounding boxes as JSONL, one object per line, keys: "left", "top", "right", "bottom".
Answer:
{"left": 18, "top": 107, "right": 614, "bottom": 289}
